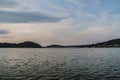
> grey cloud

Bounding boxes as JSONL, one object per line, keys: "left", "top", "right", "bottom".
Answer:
{"left": 0, "top": 36, "right": 13, "bottom": 39}
{"left": 0, "top": 30, "right": 10, "bottom": 34}
{"left": 0, "top": 0, "right": 18, "bottom": 8}
{"left": 0, "top": 11, "right": 63, "bottom": 23}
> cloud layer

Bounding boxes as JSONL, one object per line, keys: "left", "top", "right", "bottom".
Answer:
{"left": 0, "top": 0, "right": 120, "bottom": 45}
{"left": 0, "top": 0, "right": 18, "bottom": 8}
{"left": 0, "top": 29, "right": 10, "bottom": 35}
{"left": 0, "top": 11, "right": 63, "bottom": 23}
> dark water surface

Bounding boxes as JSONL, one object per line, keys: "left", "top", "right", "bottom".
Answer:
{"left": 0, "top": 48, "right": 120, "bottom": 80}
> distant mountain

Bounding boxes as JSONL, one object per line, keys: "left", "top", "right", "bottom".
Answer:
{"left": 46, "top": 38, "right": 120, "bottom": 48}
{"left": 46, "top": 45, "right": 65, "bottom": 48}
{"left": 0, "top": 41, "right": 42, "bottom": 48}
{"left": 85, "top": 38, "right": 120, "bottom": 47}
{"left": 46, "top": 45, "right": 81, "bottom": 48}
{"left": 0, "top": 38, "right": 120, "bottom": 48}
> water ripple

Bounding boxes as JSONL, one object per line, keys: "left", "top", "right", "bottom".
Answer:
{"left": 0, "top": 48, "right": 120, "bottom": 80}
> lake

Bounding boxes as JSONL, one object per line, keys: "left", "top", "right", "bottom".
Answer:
{"left": 0, "top": 48, "right": 120, "bottom": 80}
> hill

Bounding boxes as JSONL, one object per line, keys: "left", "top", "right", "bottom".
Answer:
{"left": 0, "top": 38, "right": 120, "bottom": 48}
{"left": 46, "top": 38, "right": 120, "bottom": 48}
{"left": 85, "top": 38, "right": 120, "bottom": 47}
{"left": 0, "top": 41, "right": 42, "bottom": 48}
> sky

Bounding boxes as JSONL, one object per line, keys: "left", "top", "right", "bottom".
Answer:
{"left": 0, "top": 0, "right": 120, "bottom": 46}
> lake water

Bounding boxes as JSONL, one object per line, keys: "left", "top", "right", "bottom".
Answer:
{"left": 0, "top": 48, "right": 120, "bottom": 80}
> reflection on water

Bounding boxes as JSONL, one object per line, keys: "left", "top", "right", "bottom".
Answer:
{"left": 0, "top": 48, "right": 120, "bottom": 80}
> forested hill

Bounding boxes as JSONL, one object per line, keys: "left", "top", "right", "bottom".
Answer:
{"left": 0, "top": 41, "right": 41, "bottom": 48}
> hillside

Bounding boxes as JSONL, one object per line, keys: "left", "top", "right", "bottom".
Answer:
{"left": 0, "top": 41, "right": 42, "bottom": 48}
{"left": 46, "top": 38, "right": 120, "bottom": 48}
{"left": 86, "top": 38, "right": 120, "bottom": 47}
{"left": 0, "top": 38, "right": 120, "bottom": 48}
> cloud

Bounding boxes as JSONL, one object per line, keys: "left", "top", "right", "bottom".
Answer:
{"left": 0, "top": 29, "right": 10, "bottom": 35}
{"left": 0, "top": 0, "right": 120, "bottom": 45}
{"left": 0, "top": 11, "right": 63, "bottom": 23}
{"left": 0, "top": 0, "right": 18, "bottom": 8}
{"left": 0, "top": 15, "right": 120, "bottom": 46}
{"left": 67, "top": 0, "right": 84, "bottom": 6}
